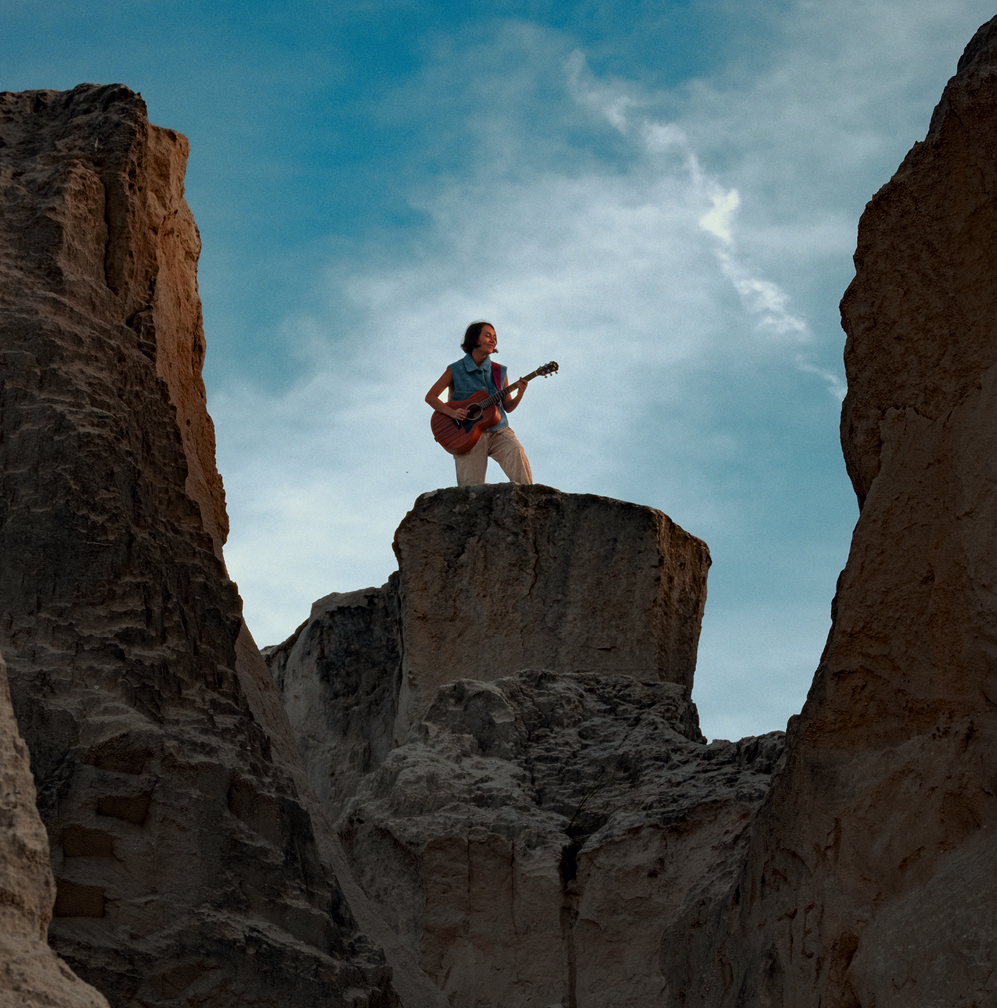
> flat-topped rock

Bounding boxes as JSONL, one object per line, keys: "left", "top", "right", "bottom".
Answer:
{"left": 393, "top": 484, "right": 710, "bottom": 732}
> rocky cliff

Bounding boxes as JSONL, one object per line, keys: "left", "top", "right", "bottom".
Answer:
{"left": 673, "top": 14, "right": 997, "bottom": 1007}
{"left": 6, "top": 12, "right": 997, "bottom": 1006}
{"left": 267, "top": 486, "right": 784, "bottom": 1007}
{"left": 0, "top": 83, "right": 396, "bottom": 1007}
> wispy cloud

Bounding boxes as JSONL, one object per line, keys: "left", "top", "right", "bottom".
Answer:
{"left": 212, "top": 0, "right": 992, "bottom": 740}
{"left": 566, "top": 49, "right": 829, "bottom": 389}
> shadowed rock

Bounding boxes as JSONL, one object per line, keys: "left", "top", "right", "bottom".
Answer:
{"left": 0, "top": 655, "right": 109, "bottom": 1007}
{"left": 0, "top": 83, "right": 396, "bottom": 1007}
{"left": 672, "top": 14, "right": 997, "bottom": 1007}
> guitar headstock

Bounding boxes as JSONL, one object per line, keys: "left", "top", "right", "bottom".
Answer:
{"left": 537, "top": 361, "right": 559, "bottom": 377}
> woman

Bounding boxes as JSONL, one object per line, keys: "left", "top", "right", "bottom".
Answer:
{"left": 425, "top": 320, "right": 533, "bottom": 486}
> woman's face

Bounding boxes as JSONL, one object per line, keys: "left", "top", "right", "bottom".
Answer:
{"left": 476, "top": 325, "right": 497, "bottom": 353}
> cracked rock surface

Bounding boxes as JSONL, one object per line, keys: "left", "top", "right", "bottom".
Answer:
{"left": 332, "top": 670, "right": 783, "bottom": 1008}
{"left": 267, "top": 488, "right": 782, "bottom": 1008}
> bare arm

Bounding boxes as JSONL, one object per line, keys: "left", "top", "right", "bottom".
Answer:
{"left": 425, "top": 368, "right": 469, "bottom": 420}
{"left": 503, "top": 376, "right": 527, "bottom": 412}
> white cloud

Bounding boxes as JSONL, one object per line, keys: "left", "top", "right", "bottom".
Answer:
{"left": 564, "top": 50, "right": 822, "bottom": 381}
{"left": 698, "top": 188, "right": 740, "bottom": 243}
{"left": 213, "top": 0, "right": 994, "bottom": 740}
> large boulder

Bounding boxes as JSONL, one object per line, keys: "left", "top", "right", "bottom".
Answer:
{"left": 392, "top": 484, "right": 711, "bottom": 732}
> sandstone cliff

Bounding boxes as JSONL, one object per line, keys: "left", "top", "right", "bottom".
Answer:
{"left": 671, "top": 14, "right": 997, "bottom": 1007}
{"left": 0, "top": 84, "right": 396, "bottom": 1007}
{"left": 267, "top": 485, "right": 785, "bottom": 1007}
{"left": 0, "top": 655, "right": 109, "bottom": 1008}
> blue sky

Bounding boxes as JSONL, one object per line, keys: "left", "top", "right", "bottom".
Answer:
{"left": 5, "top": 0, "right": 993, "bottom": 740}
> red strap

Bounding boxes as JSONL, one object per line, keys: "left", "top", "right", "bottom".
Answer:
{"left": 491, "top": 362, "right": 503, "bottom": 397}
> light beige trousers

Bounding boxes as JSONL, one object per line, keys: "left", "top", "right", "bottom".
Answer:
{"left": 455, "top": 427, "right": 533, "bottom": 486}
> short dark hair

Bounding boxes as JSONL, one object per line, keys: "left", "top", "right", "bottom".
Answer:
{"left": 461, "top": 320, "right": 495, "bottom": 354}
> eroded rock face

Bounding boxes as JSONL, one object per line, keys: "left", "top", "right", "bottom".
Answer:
{"left": 0, "top": 655, "right": 109, "bottom": 1008}
{"left": 272, "top": 641, "right": 784, "bottom": 1008}
{"left": 268, "top": 488, "right": 781, "bottom": 1007}
{"left": 265, "top": 586, "right": 403, "bottom": 817}
{"left": 334, "top": 672, "right": 781, "bottom": 1008}
{"left": 392, "top": 485, "right": 711, "bottom": 733}
{"left": 0, "top": 84, "right": 395, "bottom": 1007}
{"left": 678, "top": 16, "right": 997, "bottom": 1007}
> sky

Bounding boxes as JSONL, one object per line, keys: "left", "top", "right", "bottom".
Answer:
{"left": 4, "top": 0, "right": 993, "bottom": 741}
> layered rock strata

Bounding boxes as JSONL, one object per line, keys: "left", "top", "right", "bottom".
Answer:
{"left": 674, "top": 15, "right": 997, "bottom": 1007}
{"left": 0, "top": 656, "right": 109, "bottom": 1008}
{"left": 0, "top": 84, "right": 396, "bottom": 1007}
{"left": 268, "top": 486, "right": 784, "bottom": 1007}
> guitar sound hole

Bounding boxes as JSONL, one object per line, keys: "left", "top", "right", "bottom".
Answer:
{"left": 466, "top": 406, "right": 482, "bottom": 421}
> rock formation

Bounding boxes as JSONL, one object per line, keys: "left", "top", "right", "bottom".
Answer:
{"left": 267, "top": 486, "right": 785, "bottom": 1007}
{"left": 391, "top": 486, "right": 710, "bottom": 733}
{"left": 6, "top": 12, "right": 997, "bottom": 1006}
{"left": 668, "top": 14, "right": 997, "bottom": 1006}
{"left": 267, "top": 484, "right": 712, "bottom": 813}
{"left": 0, "top": 84, "right": 396, "bottom": 1007}
{"left": 0, "top": 655, "right": 109, "bottom": 1007}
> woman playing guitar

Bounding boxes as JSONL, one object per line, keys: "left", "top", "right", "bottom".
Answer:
{"left": 424, "top": 321, "right": 533, "bottom": 486}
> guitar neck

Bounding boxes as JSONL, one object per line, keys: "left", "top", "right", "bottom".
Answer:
{"left": 479, "top": 367, "right": 544, "bottom": 410}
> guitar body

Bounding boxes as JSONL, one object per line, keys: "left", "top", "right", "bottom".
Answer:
{"left": 429, "top": 360, "right": 558, "bottom": 456}
{"left": 431, "top": 390, "right": 500, "bottom": 455}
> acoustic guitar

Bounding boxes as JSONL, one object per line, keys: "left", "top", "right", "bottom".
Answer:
{"left": 431, "top": 361, "right": 559, "bottom": 455}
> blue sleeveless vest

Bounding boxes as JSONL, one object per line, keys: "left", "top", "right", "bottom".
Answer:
{"left": 448, "top": 354, "right": 509, "bottom": 432}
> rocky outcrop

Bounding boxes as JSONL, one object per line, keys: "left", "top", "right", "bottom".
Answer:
{"left": 333, "top": 672, "right": 782, "bottom": 1008}
{"left": 672, "top": 15, "right": 997, "bottom": 1006}
{"left": 268, "top": 484, "right": 711, "bottom": 812}
{"left": 0, "top": 84, "right": 395, "bottom": 1007}
{"left": 392, "top": 485, "right": 711, "bottom": 733}
{"left": 268, "top": 486, "right": 783, "bottom": 1007}
{"left": 0, "top": 655, "right": 109, "bottom": 1008}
